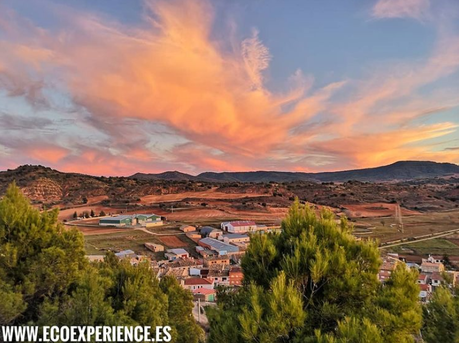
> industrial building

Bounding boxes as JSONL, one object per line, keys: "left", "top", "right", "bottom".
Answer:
{"left": 99, "top": 215, "right": 133, "bottom": 227}
{"left": 221, "top": 221, "right": 257, "bottom": 233}
{"left": 198, "top": 237, "right": 239, "bottom": 256}
{"left": 99, "top": 214, "right": 162, "bottom": 227}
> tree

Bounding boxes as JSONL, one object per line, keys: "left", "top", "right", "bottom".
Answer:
{"left": 99, "top": 210, "right": 106, "bottom": 217}
{"left": 422, "top": 286, "right": 459, "bottom": 343}
{"left": 0, "top": 183, "right": 204, "bottom": 342}
{"left": 160, "top": 276, "right": 204, "bottom": 343}
{"left": 0, "top": 182, "right": 87, "bottom": 324}
{"left": 90, "top": 209, "right": 95, "bottom": 217}
{"left": 73, "top": 211, "right": 78, "bottom": 219}
{"left": 208, "top": 200, "right": 421, "bottom": 342}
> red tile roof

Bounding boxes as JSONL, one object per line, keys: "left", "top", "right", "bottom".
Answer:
{"left": 419, "top": 284, "right": 430, "bottom": 291}
{"left": 184, "top": 278, "right": 213, "bottom": 286}
{"left": 192, "top": 288, "right": 216, "bottom": 295}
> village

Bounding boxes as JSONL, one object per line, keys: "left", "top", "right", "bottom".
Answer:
{"left": 83, "top": 214, "right": 281, "bottom": 317}
{"left": 80, "top": 211, "right": 459, "bottom": 318}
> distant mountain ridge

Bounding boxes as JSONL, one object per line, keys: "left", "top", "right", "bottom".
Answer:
{"left": 131, "top": 161, "right": 459, "bottom": 182}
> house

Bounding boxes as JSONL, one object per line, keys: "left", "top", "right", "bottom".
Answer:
{"left": 430, "top": 272, "right": 443, "bottom": 287}
{"left": 419, "top": 284, "right": 432, "bottom": 303}
{"left": 193, "top": 288, "right": 216, "bottom": 302}
{"left": 418, "top": 273, "right": 429, "bottom": 285}
{"left": 99, "top": 215, "right": 133, "bottom": 227}
{"left": 222, "top": 221, "right": 257, "bottom": 234}
{"left": 183, "top": 278, "right": 214, "bottom": 291}
{"left": 421, "top": 261, "right": 445, "bottom": 273}
{"left": 145, "top": 242, "right": 164, "bottom": 252}
{"left": 115, "top": 250, "right": 136, "bottom": 259}
{"left": 208, "top": 269, "right": 230, "bottom": 287}
{"left": 208, "top": 229, "right": 223, "bottom": 239}
{"left": 165, "top": 248, "right": 190, "bottom": 260}
{"left": 222, "top": 233, "right": 250, "bottom": 244}
{"left": 229, "top": 266, "right": 243, "bottom": 286}
{"left": 204, "top": 256, "right": 231, "bottom": 267}
{"left": 180, "top": 225, "right": 196, "bottom": 233}
{"left": 199, "top": 237, "right": 240, "bottom": 256}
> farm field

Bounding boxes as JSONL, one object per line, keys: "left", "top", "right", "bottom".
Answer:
{"left": 139, "top": 188, "right": 269, "bottom": 204}
{"left": 386, "top": 238, "right": 459, "bottom": 256}
{"left": 352, "top": 209, "right": 459, "bottom": 243}
{"left": 83, "top": 229, "right": 198, "bottom": 258}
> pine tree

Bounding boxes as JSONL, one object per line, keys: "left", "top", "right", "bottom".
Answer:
{"left": 0, "top": 182, "right": 87, "bottom": 324}
{"left": 422, "top": 286, "right": 459, "bottom": 342}
{"left": 73, "top": 211, "right": 78, "bottom": 219}
{"left": 208, "top": 199, "right": 421, "bottom": 342}
{"left": 0, "top": 182, "right": 205, "bottom": 342}
{"left": 90, "top": 209, "right": 95, "bottom": 217}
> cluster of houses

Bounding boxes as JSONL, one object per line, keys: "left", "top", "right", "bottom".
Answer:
{"left": 379, "top": 253, "right": 458, "bottom": 303}
{"left": 88, "top": 221, "right": 274, "bottom": 302}
{"left": 99, "top": 213, "right": 163, "bottom": 227}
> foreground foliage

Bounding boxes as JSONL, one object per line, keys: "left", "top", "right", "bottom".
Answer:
{"left": 421, "top": 285, "right": 459, "bottom": 343}
{"left": 0, "top": 183, "right": 203, "bottom": 342}
{"left": 208, "top": 200, "right": 422, "bottom": 342}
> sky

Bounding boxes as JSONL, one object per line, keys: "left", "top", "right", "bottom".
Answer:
{"left": 0, "top": 0, "right": 458, "bottom": 176}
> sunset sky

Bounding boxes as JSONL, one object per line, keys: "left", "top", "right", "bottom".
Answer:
{"left": 0, "top": 0, "right": 458, "bottom": 176}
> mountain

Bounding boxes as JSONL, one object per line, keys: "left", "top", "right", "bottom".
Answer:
{"left": 131, "top": 161, "right": 459, "bottom": 183}
{"left": 131, "top": 171, "right": 198, "bottom": 181}
{"left": 311, "top": 161, "right": 459, "bottom": 182}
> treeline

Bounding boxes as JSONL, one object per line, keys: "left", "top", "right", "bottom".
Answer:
{"left": 1, "top": 183, "right": 459, "bottom": 342}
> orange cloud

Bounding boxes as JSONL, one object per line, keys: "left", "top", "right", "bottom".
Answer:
{"left": 0, "top": 0, "right": 458, "bottom": 174}
{"left": 25, "top": 145, "right": 69, "bottom": 164}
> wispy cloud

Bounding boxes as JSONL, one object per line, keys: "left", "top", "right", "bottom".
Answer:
{"left": 372, "top": 0, "right": 431, "bottom": 21}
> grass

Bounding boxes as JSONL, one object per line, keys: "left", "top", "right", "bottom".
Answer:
{"left": 387, "top": 238, "right": 459, "bottom": 256}
{"left": 354, "top": 210, "right": 459, "bottom": 243}
{"left": 84, "top": 230, "right": 165, "bottom": 256}
{"left": 83, "top": 228, "right": 200, "bottom": 259}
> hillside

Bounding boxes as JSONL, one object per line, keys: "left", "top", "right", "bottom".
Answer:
{"left": 1, "top": 162, "right": 458, "bottom": 211}
{"left": 133, "top": 161, "right": 459, "bottom": 183}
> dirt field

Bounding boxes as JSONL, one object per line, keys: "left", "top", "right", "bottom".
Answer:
{"left": 58, "top": 206, "right": 116, "bottom": 220}
{"left": 342, "top": 203, "right": 420, "bottom": 218}
{"left": 158, "top": 235, "right": 188, "bottom": 247}
{"left": 140, "top": 188, "right": 269, "bottom": 204}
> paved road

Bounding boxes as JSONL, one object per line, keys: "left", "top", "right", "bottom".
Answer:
{"left": 134, "top": 227, "right": 186, "bottom": 236}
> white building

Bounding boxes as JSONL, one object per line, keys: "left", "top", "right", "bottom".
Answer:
{"left": 222, "top": 221, "right": 257, "bottom": 234}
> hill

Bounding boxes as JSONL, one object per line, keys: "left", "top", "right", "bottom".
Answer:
{"left": 134, "top": 161, "right": 459, "bottom": 183}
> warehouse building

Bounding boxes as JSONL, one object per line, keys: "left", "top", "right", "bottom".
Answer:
{"left": 99, "top": 215, "right": 133, "bottom": 227}
{"left": 99, "top": 214, "right": 162, "bottom": 227}
{"left": 198, "top": 237, "right": 239, "bottom": 256}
